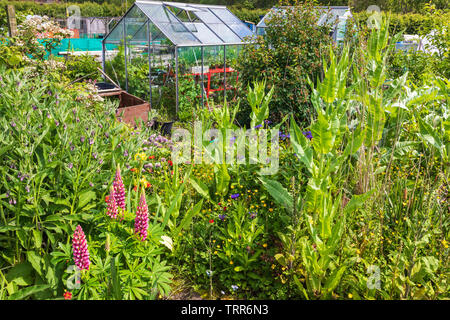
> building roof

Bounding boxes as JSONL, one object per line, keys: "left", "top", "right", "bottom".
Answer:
{"left": 104, "top": 1, "right": 254, "bottom": 47}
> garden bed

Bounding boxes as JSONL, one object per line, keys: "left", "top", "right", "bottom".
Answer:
{"left": 99, "top": 87, "right": 151, "bottom": 125}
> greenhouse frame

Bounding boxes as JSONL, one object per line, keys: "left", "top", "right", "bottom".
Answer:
{"left": 102, "top": 1, "right": 254, "bottom": 116}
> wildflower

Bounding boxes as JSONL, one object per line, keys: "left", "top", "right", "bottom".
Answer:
{"left": 249, "top": 211, "right": 257, "bottom": 219}
{"left": 218, "top": 214, "right": 226, "bottom": 221}
{"left": 106, "top": 186, "right": 118, "bottom": 219}
{"left": 10, "top": 121, "right": 16, "bottom": 128}
{"left": 134, "top": 190, "right": 149, "bottom": 241}
{"left": 302, "top": 131, "right": 313, "bottom": 140}
{"left": 348, "top": 293, "right": 353, "bottom": 299}
{"left": 148, "top": 155, "right": 155, "bottom": 160}
{"left": 209, "top": 219, "right": 214, "bottom": 223}
{"left": 72, "top": 225, "right": 90, "bottom": 271}
{"left": 89, "top": 138, "right": 94, "bottom": 145}
{"left": 262, "top": 243, "right": 267, "bottom": 248}
{"left": 230, "top": 193, "right": 240, "bottom": 200}
{"left": 254, "top": 124, "right": 263, "bottom": 129}
{"left": 68, "top": 163, "right": 73, "bottom": 170}
{"left": 80, "top": 136, "right": 85, "bottom": 143}
{"left": 63, "top": 290, "right": 72, "bottom": 300}
{"left": 168, "top": 160, "right": 173, "bottom": 166}
{"left": 229, "top": 261, "right": 233, "bottom": 265}
{"left": 231, "top": 285, "right": 238, "bottom": 291}
{"left": 113, "top": 165, "right": 126, "bottom": 211}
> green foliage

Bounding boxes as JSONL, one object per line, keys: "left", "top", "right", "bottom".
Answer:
{"left": 64, "top": 54, "right": 102, "bottom": 82}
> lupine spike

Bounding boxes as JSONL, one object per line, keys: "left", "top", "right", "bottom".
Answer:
{"left": 134, "top": 189, "right": 149, "bottom": 241}
{"left": 72, "top": 225, "right": 90, "bottom": 271}
{"left": 106, "top": 186, "right": 118, "bottom": 219}
{"left": 113, "top": 164, "right": 126, "bottom": 211}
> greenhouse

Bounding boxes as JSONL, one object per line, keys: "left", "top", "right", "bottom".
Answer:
{"left": 102, "top": 1, "right": 254, "bottom": 119}
{"left": 256, "top": 6, "right": 352, "bottom": 43}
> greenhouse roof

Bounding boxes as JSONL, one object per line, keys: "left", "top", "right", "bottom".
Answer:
{"left": 256, "top": 6, "right": 352, "bottom": 29}
{"left": 104, "top": 1, "right": 254, "bottom": 47}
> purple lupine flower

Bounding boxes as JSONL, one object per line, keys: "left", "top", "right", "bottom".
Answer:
{"left": 32, "top": 105, "right": 37, "bottom": 110}
{"left": 72, "top": 225, "right": 90, "bottom": 271}
{"left": 113, "top": 165, "right": 126, "bottom": 211}
{"left": 218, "top": 214, "right": 226, "bottom": 221}
{"left": 231, "top": 193, "right": 240, "bottom": 200}
{"left": 134, "top": 190, "right": 149, "bottom": 241}
{"left": 106, "top": 186, "right": 118, "bottom": 219}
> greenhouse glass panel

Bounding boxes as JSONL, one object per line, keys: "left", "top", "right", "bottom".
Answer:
{"left": 104, "top": 19, "right": 124, "bottom": 43}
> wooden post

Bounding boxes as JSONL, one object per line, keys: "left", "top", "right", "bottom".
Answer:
{"left": 6, "top": 5, "right": 18, "bottom": 37}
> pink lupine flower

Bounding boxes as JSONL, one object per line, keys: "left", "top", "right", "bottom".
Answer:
{"left": 72, "top": 225, "right": 90, "bottom": 271}
{"left": 106, "top": 186, "right": 118, "bottom": 219}
{"left": 134, "top": 190, "right": 149, "bottom": 241}
{"left": 113, "top": 164, "right": 126, "bottom": 211}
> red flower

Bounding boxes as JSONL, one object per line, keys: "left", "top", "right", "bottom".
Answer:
{"left": 146, "top": 182, "right": 151, "bottom": 188}
{"left": 168, "top": 160, "right": 173, "bottom": 166}
{"left": 209, "top": 219, "right": 214, "bottom": 223}
{"left": 148, "top": 155, "right": 155, "bottom": 160}
{"left": 105, "top": 195, "right": 109, "bottom": 203}
{"left": 130, "top": 168, "right": 137, "bottom": 172}
{"left": 133, "top": 185, "right": 137, "bottom": 192}
{"left": 63, "top": 291, "right": 72, "bottom": 300}
{"left": 223, "top": 207, "right": 227, "bottom": 211}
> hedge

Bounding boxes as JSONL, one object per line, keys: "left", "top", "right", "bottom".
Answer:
{"left": 352, "top": 11, "right": 450, "bottom": 35}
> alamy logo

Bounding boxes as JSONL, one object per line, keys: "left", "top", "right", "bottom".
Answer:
{"left": 366, "top": 5, "right": 382, "bottom": 29}
{"left": 171, "top": 122, "right": 280, "bottom": 175}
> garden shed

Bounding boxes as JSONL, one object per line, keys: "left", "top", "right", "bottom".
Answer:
{"left": 101, "top": 1, "right": 254, "bottom": 118}
{"left": 256, "top": 6, "right": 352, "bottom": 43}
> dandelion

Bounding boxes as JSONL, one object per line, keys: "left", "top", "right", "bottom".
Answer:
{"left": 134, "top": 189, "right": 149, "bottom": 241}
{"left": 113, "top": 165, "right": 126, "bottom": 211}
{"left": 72, "top": 225, "right": 90, "bottom": 271}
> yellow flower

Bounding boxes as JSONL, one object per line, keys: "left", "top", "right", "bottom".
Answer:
{"left": 214, "top": 251, "right": 218, "bottom": 254}
{"left": 271, "top": 264, "right": 275, "bottom": 269}
{"left": 229, "top": 260, "right": 233, "bottom": 265}
{"left": 262, "top": 243, "right": 267, "bottom": 248}
{"left": 442, "top": 239, "right": 448, "bottom": 249}
{"left": 356, "top": 249, "right": 361, "bottom": 255}
{"left": 269, "top": 208, "right": 273, "bottom": 212}
{"left": 348, "top": 293, "right": 353, "bottom": 299}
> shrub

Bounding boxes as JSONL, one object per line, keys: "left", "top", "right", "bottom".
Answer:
{"left": 236, "top": 0, "right": 333, "bottom": 125}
